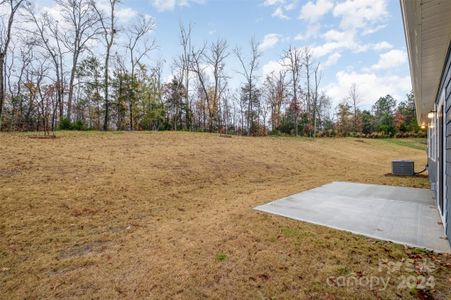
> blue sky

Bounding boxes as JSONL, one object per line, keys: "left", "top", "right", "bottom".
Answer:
{"left": 34, "top": 0, "right": 412, "bottom": 109}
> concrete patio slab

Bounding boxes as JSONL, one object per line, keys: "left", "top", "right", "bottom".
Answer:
{"left": 255, "top": 182, "right": 450, "bottom": 253}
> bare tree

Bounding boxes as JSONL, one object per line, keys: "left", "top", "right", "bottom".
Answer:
{"left": 190, "top": 38, "right": 228, "bottom": 132}
{"left": 282, "top": 45, "right": 302, "bottom": 136}
{"left": 312, "top": 63, "right": 322, "bottom": 138}
{"left": 6, "top": 45, "right": 32, "bottom": 130}
{"left": 57, "top": 0, "right": 100, "bottom": 121}
{"left": 206, "top": 38, "right": 229, "bottom": 131}
{"left": 24, "top": 53, "right": 54, "bottom": 134}
{"left": 234, "top": 38, "right": 261, "bottom": 136}
{"left": 259, "top": 92, "right": 269, "bottom": 135}
{"left": 221, "top": 87, "right": 233, "bottom": 134}
{"left": 348, "top": 83, "right": 359, "bottom": 132}
{"left": 302, "top": 47, "right": 313, "bottom": 114}
{"left": 92, "top": 0, "right": 119, "bottom": 131}
{"left": 0, "top": 0, "right": 26, "bottom": 128}
{"left": 178, "top": 22, "right": 192, "bottom": 130}
{"left": 26, "top": 5, "right": 66, "bottom": 123}
{"left": 264, "top": 70, "right": 288, "bottom": 131}
{"left": 126, "top": 14, "right": 156, "bottom": 130}
{"left": 190, "top": 44, "right": 209, "bottom": 131}
{"left": 317, "top": 92, "right": 332, "bottom": 132}
{"left": 236, "top": 88, "right": 245, "bottom": 133}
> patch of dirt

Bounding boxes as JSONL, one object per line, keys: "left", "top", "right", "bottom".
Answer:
{"left": 58, "top": 241, "right": 111, "bottom": 259}
{"left": 0, "top": 169, "right": 21, "bottom": 177}
{"left": 27, "top": 135, "right": 57, "bottom": 139}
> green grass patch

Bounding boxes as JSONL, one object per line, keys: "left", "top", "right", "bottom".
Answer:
{"left": 410, "top": 247, "right": 432, "bottom": 255}
{"left": 382, "top": 138, "right": 427, "bottom": 151}
{"left": 215, "top": 253, "right": 227, "bottom": 262}
{"left": 335, "top": 266, "right": 352, "bottom": 276}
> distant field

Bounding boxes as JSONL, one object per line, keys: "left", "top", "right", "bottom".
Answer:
{"left": 1, "top": 132, "right": 448, "bottom": 299}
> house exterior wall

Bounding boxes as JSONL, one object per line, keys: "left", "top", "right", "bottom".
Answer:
{"left": 429, "top": 43, "right": 451, "bottom": 244}
{"left": 401, "top": 0, "right": 451, "bottom": 248}
{"left": 443, "top": 46, "right": 451, "bottom": 240}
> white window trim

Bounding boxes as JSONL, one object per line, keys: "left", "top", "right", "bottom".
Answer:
{"left": 429, "top": 111, "right": 437, "bottom": 162}
{"left": 437, "top": 91, "right": 447, "bottom": 231}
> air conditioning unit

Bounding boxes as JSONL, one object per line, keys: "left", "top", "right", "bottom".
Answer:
{"left": 392, "top": 160, "right": 414, "bottom": 176}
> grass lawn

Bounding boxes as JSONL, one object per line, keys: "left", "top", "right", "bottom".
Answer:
{"left": 381, "top": 138, "right": 428, "bottom": 151}
{"left": 0, "top": 132, "right": 449, "bottom": 299}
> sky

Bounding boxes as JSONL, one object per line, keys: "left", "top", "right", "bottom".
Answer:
{"left": 32, "top": 0, "right": 412, "bottom": 109}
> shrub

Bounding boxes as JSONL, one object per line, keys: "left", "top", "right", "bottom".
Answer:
{"left": 72, "top": 120, "right": 86, "bottom": 131}
{"left": 59, "top": 118, "right": 72, "bottom": 130}
{"left": 58, "top": 118, "right": 86, "bottom": 131}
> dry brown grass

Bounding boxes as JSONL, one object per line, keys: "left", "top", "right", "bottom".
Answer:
{"left": 0, "top": 131, "right": 449, "bottom": 299}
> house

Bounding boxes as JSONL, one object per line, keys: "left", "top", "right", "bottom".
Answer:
{"left": 401, "top": 0, "right": 451, "bottom": 246}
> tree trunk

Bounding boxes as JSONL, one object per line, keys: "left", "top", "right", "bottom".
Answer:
{"left": 248, "top": 81, "right": 252, "bottom": 136}
{"left": 129, "top": 101, "right": 133, "bottom": 131}
{"left": 0, "top": 53, "right": 5, "bottom": 129}
{"left": 67, "top": 60, "right": 77, "bottom": 121}
{"left": 103, "top": 49, "right": 111, "bottom": 130}
{"left": 313, "top": 102, "right": 317, "bottom": 139}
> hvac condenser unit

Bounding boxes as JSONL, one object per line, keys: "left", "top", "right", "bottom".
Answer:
{"left": 392, "top": 160, "right": 414, "bottom": 176}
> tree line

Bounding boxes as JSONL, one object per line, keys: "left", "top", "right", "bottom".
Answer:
{"left": 0, "top": 0, "right": 423, "bottom": 138}
{"left": 334, "top": 90, "right": 423, "bottom": 138}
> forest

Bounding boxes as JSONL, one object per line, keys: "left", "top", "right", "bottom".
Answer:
{"left": 0, "top": 0, "right": 423, "bottom": 137}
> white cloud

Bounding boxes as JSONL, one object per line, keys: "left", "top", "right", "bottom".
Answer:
{"left": 151, "top": 0, "right": 175, "bottom": 12}
{"left": 294, "top": 23, "right": 321, "bottom": 40}
{"left": 373, "top": 41, "right": 393, "bottom": 50}
{"left": 311, "top": 42, "right": 341, "bottom": 58}
{"left": 284, "top": 1, "right": 297, "bottom": 11}
{"left": 333, "top": 0, "right": 388, "bottom": 30}
{"left": 325, "top": 70, "right": 411, "bottom": 107}
{"left": 296, "top": 0, "right": 333, "bottom": 42}
{"left": 299, "top": 0, "right": 334, "bottom": 23}
{"left": 272, "top": 6, "right": 289, "bottom": 19}
{"left": 362, "top": 24, "right": 387, "bottom": 35}
{"left": 35, "top": 0, "right": 138, "bottom": 25}
{"left": 37, "top": 2, "right": 66, "bottom": 25}
{"left": 298, "top": 0, "right": 389, "bottom": 66}
{"left": 93, "top": 1, "right": 138, "bottom": 21}
{"left": 263, "top": 0, "right": 285, "bottom": 5}
{"left": 323, "top": 29, "right": 353, "bottom": 43}
{"left": 264, "top": 0, "right": 297, "bottom": 20}
{"left": 324, "top": 52, "right": 341, "bottom": 67}
{"left": 262, "top": 60, "right": 285, "bottom": 78}
{"left": 310, "top": 31, "right": 368, "bottom": 59}
{"left": 371, "top": 49, "right": 407, "bottom": 70}
{"left": 116, "top": 7, "right": 138, "bottom": 20}
{"left": 150, "top": 0, "right": 204, "bottom": 12}
{"left": 259, "top": 33, "right": 281, "bottom": 51}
